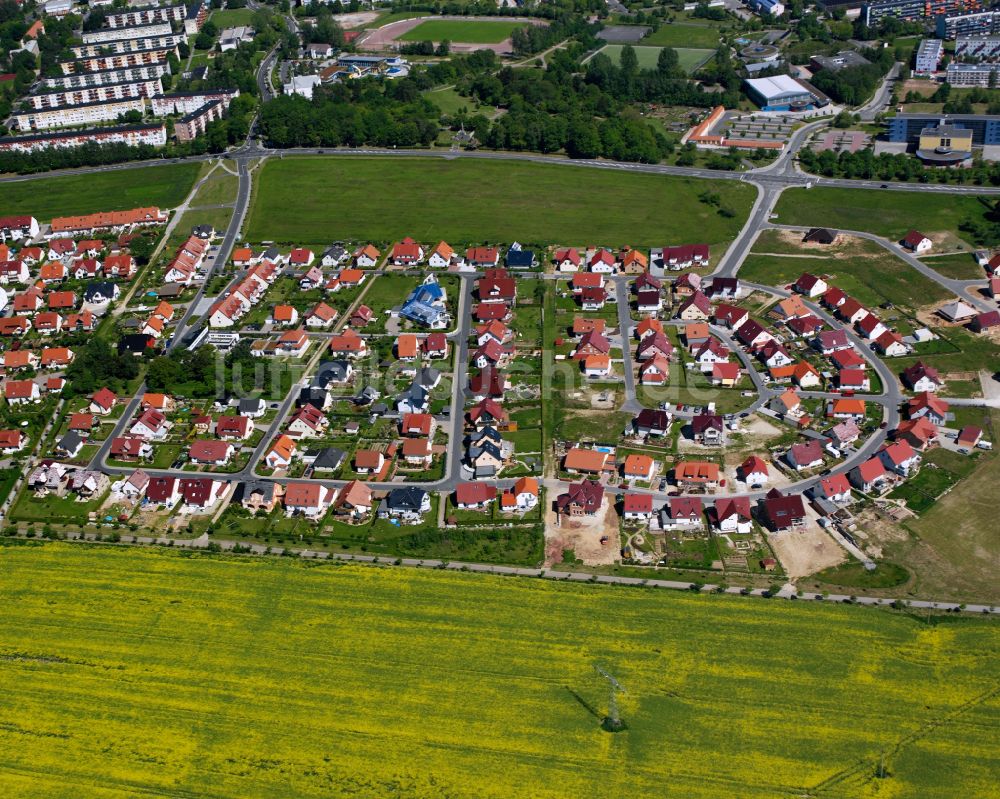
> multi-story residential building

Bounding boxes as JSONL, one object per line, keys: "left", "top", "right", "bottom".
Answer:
{"left": 863, "top": 0, "right": 982, "bottom": 27}
{"left": 914, "top": 39, "right": 944, "bottom": 75}
{"left": 175, "top": 99, "right": 224, "bottom": 141}
{"left": 936, "top": 9, "right": 1000, "bottom": 38}
{"left": 61, "top": 47, "right": 173, "bottom": 75}
{"left": 13, "top": 97, "right": 148, "bottom": 132}
{"left": 946, "top": 62, "right": 1000, "bottom": 86}
{"left": 42, "top": 63, "right": 170, "bottom": 90}
{"left": 0, "top": 124, "right": 167, "bottom": 153}
{"left": 151, "top": 89, "right": 238, "bottom": 116}
{"left": 25, "top": 78, "right": 162, "bottom": 110}
{"left": 81, "top": 23, "right": 174, "bottom": 44}
{"left": 71, "top": 35, "right": 186, "bottom": 58}
{"left": 106, "top": 4, "right": 187, "bottom": 28}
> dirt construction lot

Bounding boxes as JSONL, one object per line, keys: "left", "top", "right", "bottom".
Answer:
{"left": 767, "top": 526, "right": 845, "bottom": 581}
{"left": 544, "top": 499, "right": 620, "bottom": 567}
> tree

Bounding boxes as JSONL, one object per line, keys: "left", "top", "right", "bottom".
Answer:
{"left": 619, "top": 44, "right": 638, "bottom": 76}
{"left": 657, "top": 46, "right": 679, "bottom": 75}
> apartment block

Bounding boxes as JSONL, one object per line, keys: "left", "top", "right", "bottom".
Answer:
{"left": 13, "top": 97, "right": 148, "bottom": 132}
{"left": 105, "top": 4, "right": 187, "bottom": 28}
{"left": 72, "top": 35, "right": 186, "bottom": 58}
{"left": 0, "top": 124, "right": 167, "bottom": 153}
{"left": 42, "top": 63, "right": 170, "bottom": 90}
{"left": 26, "top": 78, "right": 162, "bottom": 110}
{"left": 175, "top": 99, "right": 224, "bottom": 141}
{"left": 81, "top": 22, "right": 173, "bottom": 44}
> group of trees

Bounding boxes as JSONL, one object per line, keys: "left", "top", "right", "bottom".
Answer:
{"left": 300, "top": 8, "right": 347, "bottom": 48}
{"left": 398, "top": 39, "right": 450, "bottom": 56}
{"left": 809, "top": 48, "right": 894, "bottom": 106}
{"left": 65, "top": 339, "right": 140, "bottom": 396}
{"left": 259, "top": 81, "right": 439, "bottom": 148}
{"left": 146, "top": 346, "right": 218, "bottom": 397}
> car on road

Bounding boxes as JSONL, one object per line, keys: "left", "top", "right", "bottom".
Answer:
{"left": 880, "top": 184, "right": 888, "bottom": 188}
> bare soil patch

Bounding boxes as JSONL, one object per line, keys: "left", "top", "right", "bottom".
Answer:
{"left": 544, "top": 499, "right": 620, "bottom": 567}
{"left": 767, "top": 526, "right": 845, "bottom": 581}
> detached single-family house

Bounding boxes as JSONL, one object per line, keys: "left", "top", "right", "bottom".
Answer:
{"left": 901, "top": 230, "right": 932, "bottom": 253}
{"left": 902, "top": 362, "right": 943, "bottom": 393}
{"left": 499, "top": 477, "right": 538, "bottom": 513}
{"left": 786, "top": 440, "right": 824, "bottom": 471}
{"left": 712, "top": 497, "right": 753, "bottom": 534}
{"left": 849, "top": 457, "right": 889, "bottom": 493}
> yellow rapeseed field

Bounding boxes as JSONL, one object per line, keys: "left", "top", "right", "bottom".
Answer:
{"left": 0, "top": 542, "right": 998, "bottom": 798}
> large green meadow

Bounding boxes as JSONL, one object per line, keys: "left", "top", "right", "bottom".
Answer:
{"left": 1, "top": 543, "right": 997, "bottom": 798}
{"left": 0, "top": 162, "right": 202, "bottom": 220}
{"left": 246, "top": 156, "right": 755, "bottom": 246}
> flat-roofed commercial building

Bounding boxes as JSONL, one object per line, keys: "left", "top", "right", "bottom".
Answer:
{"left": 744, "top": 75, "right": 829, "bottom": 112}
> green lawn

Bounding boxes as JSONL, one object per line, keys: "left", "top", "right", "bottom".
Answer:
{"left": 597, "top": 44, "right": 713, "bottom": 73}
{"left": 739, "top": 253, "right": 951, "bottom": 309}
{"left": 247, "top": 157, "right": 755, "bottom": 247}
{"left": 641, "top": 21, "right": 726, "bottom": 49}
{"left": 210, "top": 8, "right": 256, "bottom": 28}
{"left": 190, "top": 168, "right": 238, "bottom": 207}
{"left": 918, "top": 253, "right": 985, "bottom": 280}
{"left": 773, "top": 187, "right": 997, "bottom": 246}
{"left": 1, "top": 543, "right": 999, "bottom": 798}
{"left": 0, "top": 163, "right": 202, "bottom": 220}
{"left": 397, "top": 19, "right": 524, "bottom": 43}
{"left": 424, "top": 86, "right": 476, "bottom": 116}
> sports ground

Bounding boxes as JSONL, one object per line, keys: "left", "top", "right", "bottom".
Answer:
{"left": 1, "top": 544, "right": 997, "bottom": 798}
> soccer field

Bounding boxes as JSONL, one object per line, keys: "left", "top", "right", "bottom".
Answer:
{"left": 0, "top": 162, "right": 202, "bottom": 220}
{"left": 397, "top": 19, "right": 524, "bottom": 43}
{"left": 1, "top": 544, "right": 998, "bottom": 799}
{"left": 246, "top": 156, "right": 755, "bottom": 247}
{"left": 597, "top": 44, "right": 714, "bottom": 73}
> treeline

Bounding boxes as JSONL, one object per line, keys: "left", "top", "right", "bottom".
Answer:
{"left": 798, "top": 146, "right": 1000, "bottom": 186}
{"left": 0, "top": 141, "right": 170, "bottom": 175}
{"left": 809, "top": 48, "right": 894, "bottom": 105}
{"left": 258, "top": 83, "right": 440, "bottom": 148}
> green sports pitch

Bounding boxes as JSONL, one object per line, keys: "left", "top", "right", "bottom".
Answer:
{"left": 597, "top": 44, "right": 714, "bottom": 74}
{"left": 397, "top": 19, "right": 525, "bottom": 44}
